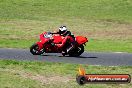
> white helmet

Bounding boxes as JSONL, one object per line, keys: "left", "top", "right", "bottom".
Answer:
{"left": 59, "top": 26, "right": 67, "bottom": 34}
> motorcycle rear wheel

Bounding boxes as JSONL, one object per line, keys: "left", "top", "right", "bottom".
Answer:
{"left": 30, "top": 44, "right": 44, "bottom": 55}
{"left": 68, "top": 45, "right": 84, "bottom": 57}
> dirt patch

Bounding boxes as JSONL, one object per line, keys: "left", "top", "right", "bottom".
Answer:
{"left": 1, "top": 20, "right": 132, "bottom": 40}
{"left": 0, "top": 68, "right": 74, "bottom": 84}
{"left": 22, "top": 73, "right": 73, "bottom": 84}
{"left": 77, "top": 23, "right": 132, "bottom": 40}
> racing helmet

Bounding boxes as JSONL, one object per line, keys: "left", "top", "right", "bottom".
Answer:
{"left": 59, "top": 26, "right": 67, "bottom": 34}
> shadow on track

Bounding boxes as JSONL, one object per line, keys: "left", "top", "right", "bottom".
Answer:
{"left": 41, "top": 54, "right": 58, "bottom": 57}
{"left": 76, "top": 56, "right": 97, "bottom": 58}
{"left": 40, "top": 54, "right": 97, "bottom": 58}
{"left": 59, "top": 55, "right": 97, "bottom": 58}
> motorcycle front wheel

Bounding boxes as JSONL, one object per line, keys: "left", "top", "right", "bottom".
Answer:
{"left": 30, "top": 43, "right": 45, "bottom": 55}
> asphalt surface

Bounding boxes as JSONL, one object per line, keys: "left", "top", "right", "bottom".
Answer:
{"left": 0, "top": 48, "right": 132, "bottom": 66}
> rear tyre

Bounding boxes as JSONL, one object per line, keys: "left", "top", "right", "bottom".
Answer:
{"left": 30, "top": 44, "right": 44, "bottom": 55}
{"left": 77, "top": 45, "right": 84, "bottom": 56}
{"left": 68, "top": 45, "right": 84, "bottom": 57}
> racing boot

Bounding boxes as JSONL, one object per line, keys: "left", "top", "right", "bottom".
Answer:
{"left": 62, "top": 51, "right": 66, "bottom": 56}
{"left": 66, "top": 44, "right": 74, "bottom": 53}
{"left": 62, "top": 48, "right": 67, "bottom": 56}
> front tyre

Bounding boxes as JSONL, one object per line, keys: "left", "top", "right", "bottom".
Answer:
{"left": 30, "top": 44, "right": 44, "bottom": 55}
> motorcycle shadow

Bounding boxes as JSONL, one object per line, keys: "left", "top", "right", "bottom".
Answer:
{"left": 41, "top": 54, "right": 97, "bottom": 58}
{"left": 76, "top": 56, "right": 97, "bottom": 58}
{"left": 59, "top": 55, "right": 97, "bottom": 58}
{"left": 41, "top": 54, "right": 58, "bottom": 57}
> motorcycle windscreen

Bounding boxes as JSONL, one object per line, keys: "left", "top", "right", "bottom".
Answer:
{"left": 53, "top": 35, "right": 63, "bottom": 44}
{"left": 76, "top": 36, "right": 88, "bottom": 45}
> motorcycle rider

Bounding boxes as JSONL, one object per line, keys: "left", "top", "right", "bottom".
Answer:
{"left": 55, "top": 26, "right": 75, "bottom": 55}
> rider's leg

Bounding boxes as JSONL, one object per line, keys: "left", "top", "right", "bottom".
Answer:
{"left": 66, "top": 37, "right": 76, "bottom": 53}
{"left": 57, "top": 36, "right": 75, "bottom": 54}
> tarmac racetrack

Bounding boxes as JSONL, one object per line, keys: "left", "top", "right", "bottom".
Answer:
{"left": 0, "top": 48, "right": 132, "bottom": 66}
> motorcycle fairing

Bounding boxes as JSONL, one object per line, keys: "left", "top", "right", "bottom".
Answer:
{"left": 53, "top": 35, "right": 63, "bottom": 44}
{"left": 76, "top": 36, "right": 88, "bottom": 45}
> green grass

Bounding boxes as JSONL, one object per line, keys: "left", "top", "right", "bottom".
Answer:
{"left": 0, "top": 39, "right": 36, "bottom": 49}
{"left": 0, "top": 0, "right": 132, "bottom": 22}
{"left": 1, "top": 38, "right": 132, "bottom": 53}
{"left": 0, "top": 59, "right": 132, "bottom": 88}
{"left": 0, "top": 72, "right": 43, "bottom": 88}
{"left": 87, "top": 39, "right": 132, "bottom": 52}
{"left": 0, "top": 0, "right": 132, "bottom": 52}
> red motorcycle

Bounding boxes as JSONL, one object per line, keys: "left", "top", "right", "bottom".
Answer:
{"left": 30, "top": 32, "right": 88, "bottom": 57}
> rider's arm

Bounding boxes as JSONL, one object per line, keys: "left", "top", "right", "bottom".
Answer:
{"left": 51, "top": 32, "right": 60, "bottom": 34}
{"left": 67, "top": 31, "right": 75, "bottom": 38}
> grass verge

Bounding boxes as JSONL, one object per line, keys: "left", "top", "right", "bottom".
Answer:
{"left": 0, "top": 59, "right": 132, "bottom": 88}
{"left": 1, "top": 38, "right": 132, "bottom": 53}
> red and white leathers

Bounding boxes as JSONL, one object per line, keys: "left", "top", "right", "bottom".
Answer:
{"left": 57, "top": 35, "right": 75, "bottom": 48}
